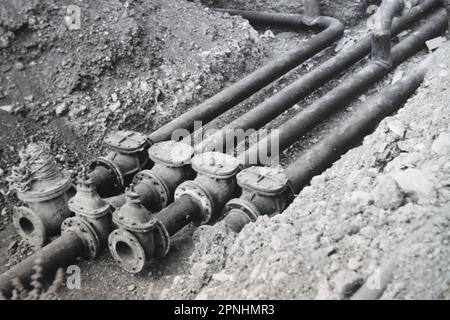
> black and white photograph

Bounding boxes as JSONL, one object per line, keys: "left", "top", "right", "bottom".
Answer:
{"left": 0, "top": 0, "right": 449, "bottom": 306}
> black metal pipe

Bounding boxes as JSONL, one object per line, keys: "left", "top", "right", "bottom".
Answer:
{"left": 0, "top": 232, "right": 84, "bottom": 299}
{"left": 285, "top": 54, "right": 432, "bottom": 194}
{"left": 372, "top": 0, "right": 405, "bottom": 66}
{"left": 148, "top": 11, "right": 344, "bottom": 143}
{"left": 156, "top": 195, "right": 202, "bottom": 236}
{"left": 239, "top": 8, "right": 447, "bottom": 168}
{"left": 195, "top": 0, "right": 442, "bottom": 154}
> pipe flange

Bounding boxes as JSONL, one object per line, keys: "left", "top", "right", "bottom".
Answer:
{"left": 12, "top": 206, "right": 46, "bottom": 248}
{"left": 133, "top": 170, "right": 170, "bottom": 209}
{"left": 89, "top": 157, "right": 124, "bottom": 191}
{"left": 225, "top": 198, "right": 260, "bottom": 223}
{"left": 61, "top": 217, "right": 100, "bottom": 260}
{"left": 153, "top": 220, "right": 171, "bottom": 258}
{"left": 174, "top": 181, "right": 213, "bottom": 225}
{"left": 108, "top": 229, "right": 146, "bottom": 274}
{"left": 17, "top": 172, "right": 72, "bottom": 203}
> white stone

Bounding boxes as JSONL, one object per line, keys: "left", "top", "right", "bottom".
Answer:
{"left": 391, "top": 169, "right": 436, "bottom": 200}
{"left": 431, "top": 132, "right": 450, "bottom": 156}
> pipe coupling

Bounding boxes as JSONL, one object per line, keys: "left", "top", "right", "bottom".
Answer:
{"left": 372, "top": 29, "right": 393, "bottom": 68}
{"left": 223, "top": 166, "right": 291, "bottom": 233}
{"left": 61, "top": 216, "right": 101, "bottom": 260}
{"left": 89, "top": 131, "right": 151, "bottom": 197}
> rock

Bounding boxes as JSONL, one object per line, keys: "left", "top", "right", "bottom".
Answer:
{"left": 374, "top": 175, "right": 405, "bottom": 210}
{"left": 386, "top": 120, "right": 406, "bottom": 138}
{"left": 55, "top": 102, "right": 68, "bottom": 116}
{"left": 0, "top": 36, "right": 10, "bottom": 48}
{"left": 0, "top": 105, "right": 14, "bottom": 113}
{"left": 0, "top": 168, "right": 4, "bottom": 177}
{"left": 332, "top": 270, "right": 364, "bottom": 299}
{"left": 14, "top": 62, "right": 25, "bottom": 71}
{"left": 212, "top": 272, "right": 235, "bottom": 282}
{"left": 24, "top": 95, "right": 34, "bottom": 102}
{"left": 359, "top": 226, "right": 377, "bottom": 239}
{"left": 127, "top": 284, "right": 136, "bottom": 291}
{"left": 431, "top": 132, "right": 450, "bottom": 156}
{"left": 347, "top": 257, "right": 362, "bottom": 271}
{"left": 391, "top": 169, "right": 436, "bottom": 201}
{"left": 349, "top": 191, "right": 374, "bottom": 213}
{"left": 108, "top": 101, "right": 121, "bottom": 112}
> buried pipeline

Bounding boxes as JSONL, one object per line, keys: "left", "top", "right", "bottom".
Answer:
{"left": 86, "top": 0, "right": 344, "bottom": 199}
{"left": 0, "top": 0, "right": 448, "bottom": 298}
{"left": 106, "top": 8, "right": 448, "bottom": 273}
{"left": 6, "top": 0, "right": 343, "bottom": 250}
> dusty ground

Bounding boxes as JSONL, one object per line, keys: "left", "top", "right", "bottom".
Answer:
{"left": 1, "top": 0, "right": 449, "bottom": 300}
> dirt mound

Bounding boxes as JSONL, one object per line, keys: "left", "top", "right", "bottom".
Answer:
{"left": 1, "top": 0, "right": 265, "bottom": 140}
{"left": 163, "top": 43, "right": 450, "bottom": 300}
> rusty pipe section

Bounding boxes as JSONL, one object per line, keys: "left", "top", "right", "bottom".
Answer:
{"left": 0, "top": 172, "right": 113, "bottom": 298}
{"left": 239, "top": 8, "right": 447, "bottom": 168}
{"left": 225, "top": 46, "right": 432, "bottom": 233}
{"left": 195, "top": 0, "right": 440, "bottom": 155}
{"left": 147, "top": 8, "right": 344, "bottom": 144}
{"left": 372, "top": 0, "right": 407, "bottom": 67}
{"left": 108, "top": 152, "right": 240, "bottom": 273}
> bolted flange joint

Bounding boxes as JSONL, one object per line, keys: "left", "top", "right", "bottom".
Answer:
{"left": 131, "top": 141, "right": 195, "bottom": 212}
{"left": 61, "top": 216, "right": 101, "bottom": 260}
{"left": 174, "top": 152, "right": 240, "bottom": 225}
{"left": 107, "top": 185, "right": 169, "bottom": 273}
{"left": 88, "top": 131, "right": 152, "bottom": 198}
{"left": 11, "top": 143, "right": 73, "bottom": 249}
{"left": 223, "top": 166, "right": 292, "bottom": 233}
{"left": 68, "top": 169, "right": 113, "bottom": 245}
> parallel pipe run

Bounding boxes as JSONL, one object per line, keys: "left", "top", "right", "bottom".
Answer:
{"left": 195, "top": 0, "right": 441, "bottom": 154}
{"left": 285, "top": 54, "right": 432, "bottom": 194}
{"left": 224, "top": 47, "right": 432, "bottom": 234}
{"left": 147, "top": 10, "right": 344, "bottom": 144}
{"left": 239, "top": 8, "right": 448, "bottom": 168}
{"left": 0, "top": 0, "right": 446, "bottom": 290}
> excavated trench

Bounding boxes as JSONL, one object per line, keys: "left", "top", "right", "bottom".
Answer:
{"left": 0, "top": 0, "right": 449, "bottom": 300}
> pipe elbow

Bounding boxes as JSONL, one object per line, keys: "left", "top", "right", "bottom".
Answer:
{"left": 378, "top": 0, "right": 406, "bottom": 31}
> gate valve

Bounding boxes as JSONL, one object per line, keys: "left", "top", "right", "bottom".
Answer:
{"left": 108, "top": 184, "right": 169, "bottom": 273}
{"left": 88, "top": 130, "right": 151, "bottom": 198}
{"left": 11, "top": 144, "right": 73, "bottom": 249}
{"left": 131, "top": 141, "right": 195, "bottom": 212}
{"left": 174, "top": 152, "right": 240, "bottom": 225}
{"left": 223, "top": 166, "right": 292, "bottom": 233}
{"left": 68, "top": 170, "right": 113, "bottom": 245}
